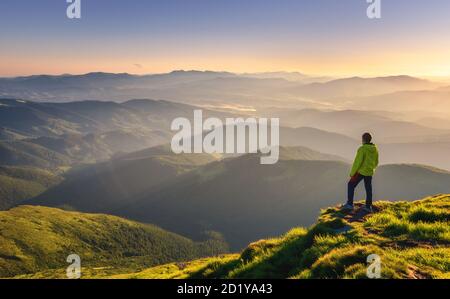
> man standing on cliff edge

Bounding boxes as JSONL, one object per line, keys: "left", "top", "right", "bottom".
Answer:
{"left": 342, "top": 132, "right": 379, "bottom": 213}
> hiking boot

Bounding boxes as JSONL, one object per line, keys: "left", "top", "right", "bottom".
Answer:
{"left": 362, "top": 206, "right": 373, "bottom": 213}
{"left": 342, "top": 203, "right": 354, "bottom": 211}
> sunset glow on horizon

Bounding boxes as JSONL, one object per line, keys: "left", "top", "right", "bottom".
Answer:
{"left": 1, "top": 0, "right": 450, "bottom": 78}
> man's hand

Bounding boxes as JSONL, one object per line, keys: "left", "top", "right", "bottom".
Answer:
{"left": 350, "top": 173, "right": 360, "bottom": 183}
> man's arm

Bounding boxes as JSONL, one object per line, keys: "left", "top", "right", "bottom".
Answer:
{"left": 375, "top": 149, "right": 379, "bottom": 168}
{"left": 350, "top": 147, "right": 364, "bottom": 177}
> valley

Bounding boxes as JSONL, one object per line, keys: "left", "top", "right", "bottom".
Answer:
{"left": 0, "top": 71, "right": 449, "bottom": 278}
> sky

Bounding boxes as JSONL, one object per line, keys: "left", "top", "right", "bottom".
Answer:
{"left": 1, "top": 0, "right": 450, "bottom": 77}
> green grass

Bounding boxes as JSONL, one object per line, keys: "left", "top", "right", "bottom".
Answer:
{"left": 0, "top": 206, "right": 228, "bottom": 278}
{"left": 113, "top": 194, "right": 449, "bottom": 279}
{"left": 363, "top": 198, "right": 450, "bottom": 243}
{"left": 0, "top": 166, "right": 62, "bottom": 210}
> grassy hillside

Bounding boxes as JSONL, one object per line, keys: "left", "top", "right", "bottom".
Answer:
{"left": 0, "top": 166, "right": 62, "bottom": 210}
{"left": 113, "top": 194, "right": 449, "bottom": 279}
{"left": 0, "top": 206, "right": 228, "bottom": 278}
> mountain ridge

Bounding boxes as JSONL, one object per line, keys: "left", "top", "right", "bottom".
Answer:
{"left": 111, "top": 194, "right": 450, "bottom": 279}
{"left": 1, "top": 72, "right": 441, "bottom": 106}
{"left": 13, "top": 194, "right": 450, "bottom": 279}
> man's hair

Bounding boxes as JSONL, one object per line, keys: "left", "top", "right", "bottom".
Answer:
{"left": 362, "top": 133, "right": 372, "bottom": 144}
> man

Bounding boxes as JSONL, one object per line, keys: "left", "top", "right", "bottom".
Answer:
{"left": 342, "top": 132, "right": 379, "bottom": 213}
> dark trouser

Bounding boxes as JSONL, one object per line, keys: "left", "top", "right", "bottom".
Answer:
{"left": 347, "top": 173, "right": 373, "bottom": 207}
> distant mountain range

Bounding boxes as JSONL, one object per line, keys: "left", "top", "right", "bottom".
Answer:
{"left": 2, "top": 98, "right": 450, "bottom": 174}
{"left": 264, "top": 108, "right": 450, "bottom": 142}
{"left": 278, "top": 126, "right": 450, "bottom": 171}
{"left": 240, "top": 71, "right": 333, "bottom": 83}
{"left": 0, "top": 98, "right": 232, "bottom": 169}
{"left": 289, "top": 75, "right": 438, "bottom": 100}
{"left": 0, "top": 72, "right": 443, "bottom": 110}
{"left": 0, "top": 98, "right": 231, "bottom": 138}
{"left": 346, "top": 90, "right": 450, "bottom": 114}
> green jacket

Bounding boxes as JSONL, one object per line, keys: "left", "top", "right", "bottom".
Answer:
{"left": 350, "top": 143, "right": 379, "bottom": 177}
